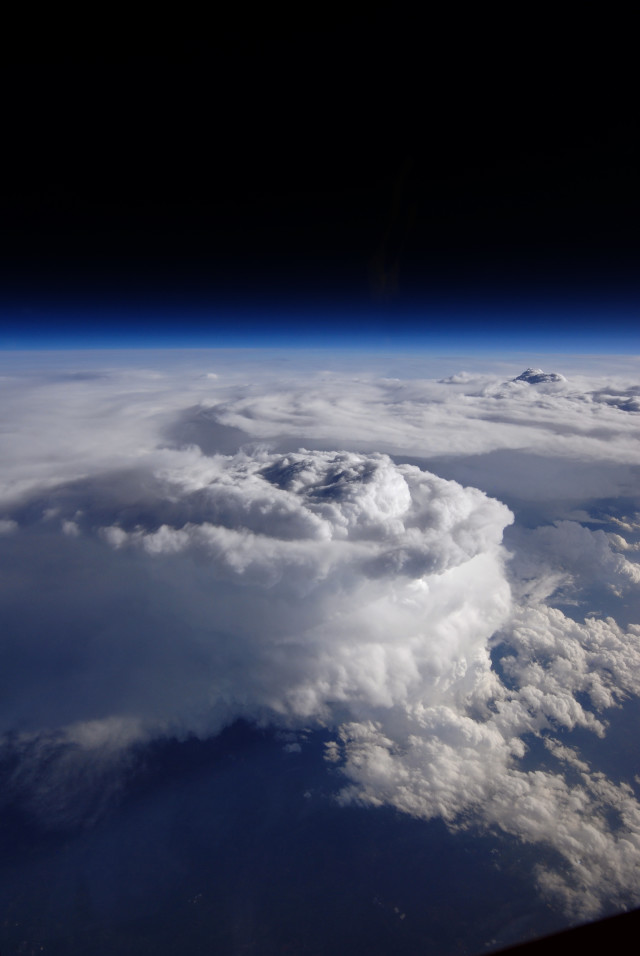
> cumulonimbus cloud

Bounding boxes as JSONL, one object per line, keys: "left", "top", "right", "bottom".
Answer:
{"left": 1, "top": 354, "right": 640, "bottom": 919}
{"left": 0, "top": 449, "right": 514, "bottom": 736}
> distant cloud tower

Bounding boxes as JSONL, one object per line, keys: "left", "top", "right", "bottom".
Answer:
{"left": 513, "top": 367, "right": 566, "bottom": 384}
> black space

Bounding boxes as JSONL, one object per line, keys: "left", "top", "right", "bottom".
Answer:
{"left": 2, "top": 14, "right": 639, "bottom": 317}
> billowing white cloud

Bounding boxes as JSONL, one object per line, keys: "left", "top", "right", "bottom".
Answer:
{"left": 330, "top": 605, "right": 640, "bottom": 918}
{"left": 1, "top": 351, "right": 640, "bottom": 921}
{"left": 0, "top": 449, "right": 514, "bottom": 738}
{"left": 507, "top": 520, "right": 640, "bottom": 605}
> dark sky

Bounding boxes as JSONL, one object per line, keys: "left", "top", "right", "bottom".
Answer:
{"left": 1, "top": 14, "right": 639, "bottom": 344}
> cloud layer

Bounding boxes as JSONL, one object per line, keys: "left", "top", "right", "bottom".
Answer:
{"left": 1, "top": 351, "right": 640, "bottom": 920}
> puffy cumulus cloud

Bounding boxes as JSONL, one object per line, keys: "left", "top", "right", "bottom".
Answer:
{"left": 501, "top": 607, "right": 640, "bottom": 718}
{"left": 330, "top": 605, "right": 640, "bottom": 919}
{"left": 507, "top": 520, "right": 640, "bottom": 605}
